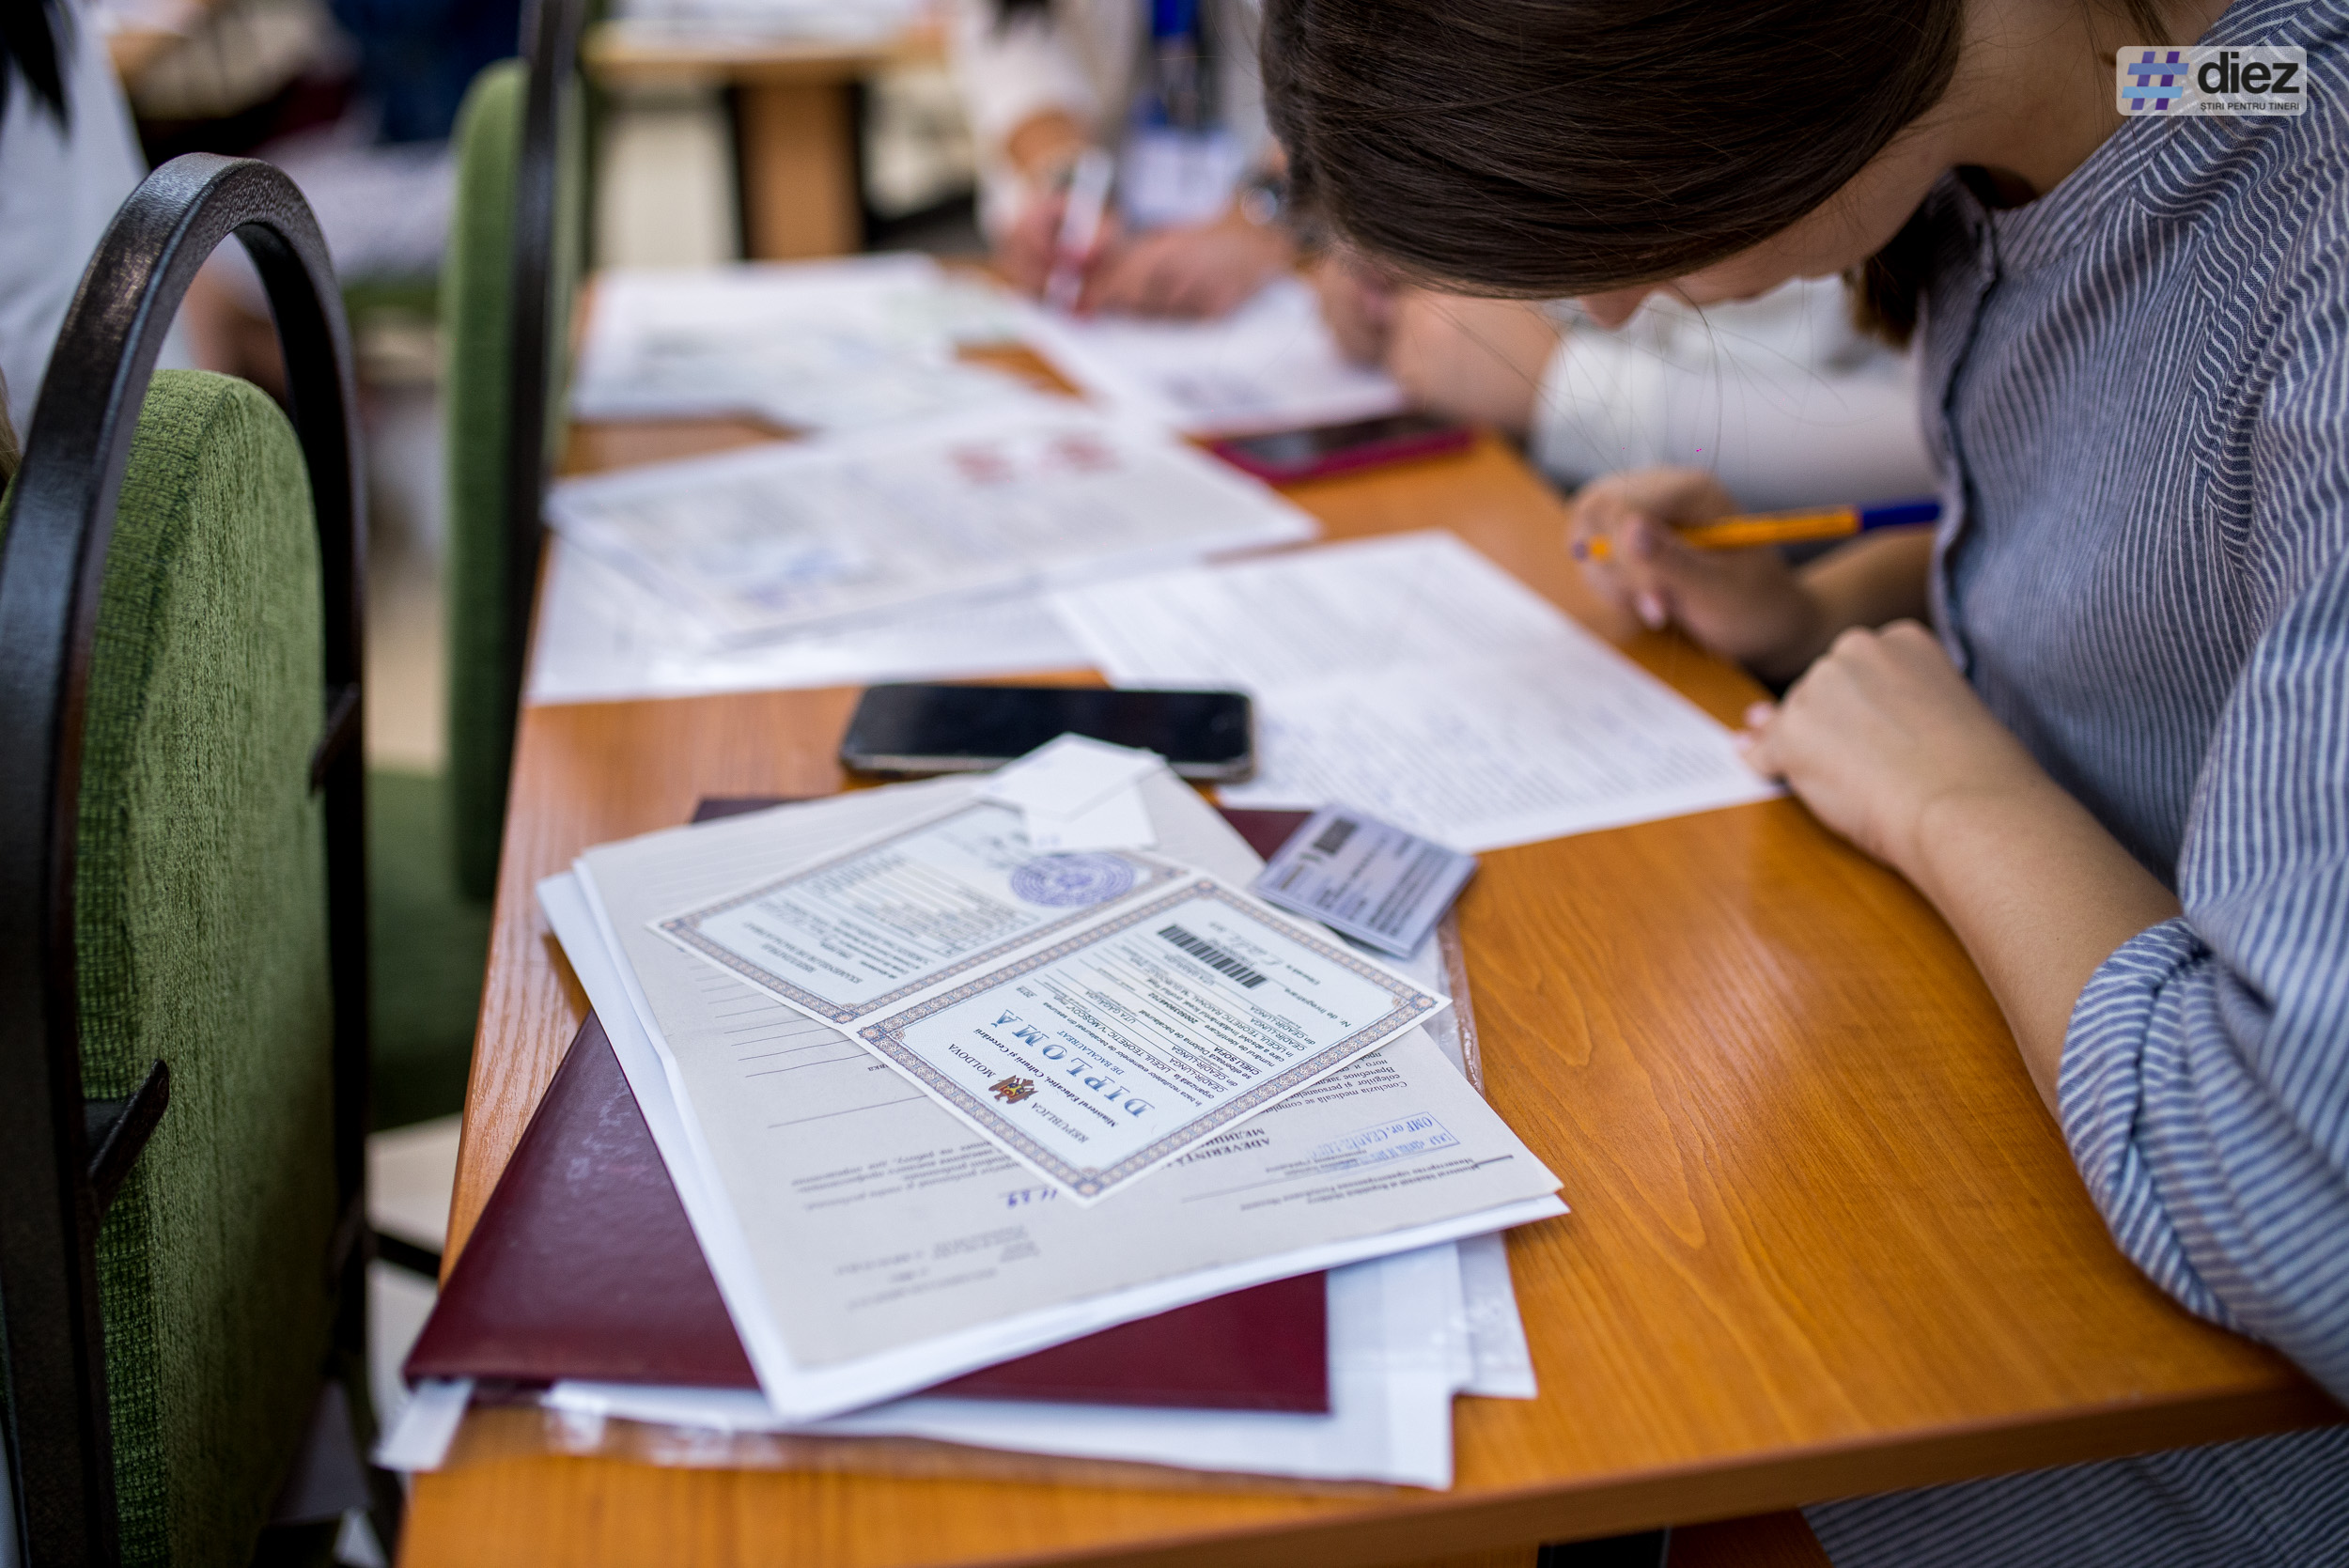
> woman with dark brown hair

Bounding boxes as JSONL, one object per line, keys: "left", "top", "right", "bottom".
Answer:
{"left": 1266, "top": 1, "right": 2349, "bottom": 1562}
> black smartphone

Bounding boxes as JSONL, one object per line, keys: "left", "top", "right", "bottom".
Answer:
{"left": 839, "top": 684, "right": 1255, "bottom": 781}
{"left": 1209, "top": 411, "right": 1474, "bottom": 484}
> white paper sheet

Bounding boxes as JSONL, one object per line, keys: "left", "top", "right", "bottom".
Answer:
{"left": 545, "top": 405, "right": 1320, "bottom": 644}
{"left": 542, "top": 1242, "right": 1470, "bottom": 1488}
{"left": 979, "top": 736, "right": 1161, "bottom": 850}
{"left": 571, "top": 256, "right": 1043, "bottom": 433}
{"left": 1345, "top": 936, "right": 1534, "bottom": 1401}
{"left": 525, "top": 542, "right": 1090, "bottom": 706}
{"left": 1020, "top": 785, "right": 1156, "bottom": 851}
{"left": 978, "top": 735, "right": 1162, "bottom": 820}
{"left": 1050, "top": 533, "right": 1781, "bottom": 851}
{"left": 1028, "top": 276, "right": 1411, "bottom": 437}
{"left": 1456, "top": 1234, "right": 1536, "bottom": 1399}
{"left": 543, "top": 774, "right": 1563, "bottom": 1420}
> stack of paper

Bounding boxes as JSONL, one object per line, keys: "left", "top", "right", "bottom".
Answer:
{"left": 539, "top": 258, "right": 1421, "bottom": 706}
{"left": 571, "top": 256, "right": 1041, "bottom": 434}
{"left": 1025, "top": 275, "right": 1410, "bottom": 437}
{"left": 542, "top": 404, "right": 1319, "bottom": 648}
{"left": 398, "top": 764, "right": 1564, "bottom": 1486}
{"left": 1050, "top": 532, "right": 1781, "bottom": 851}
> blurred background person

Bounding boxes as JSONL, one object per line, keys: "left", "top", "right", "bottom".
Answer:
{"left": 947, "top": 0, "right": 1290, "bottom": 318}
{"left": 124, "top": 0, "right": 522, "bottom": 389}
{"left": 1315, "top": 258, "right": 1934, "bottom": 513}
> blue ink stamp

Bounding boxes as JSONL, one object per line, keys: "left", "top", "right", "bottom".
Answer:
{"left": 1010, "top": 854, "right": 1136, "bottom": 908}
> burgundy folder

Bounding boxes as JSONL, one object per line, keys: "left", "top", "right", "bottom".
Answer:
{"left": 403, "top": 803, "right": 1332, "bottom": 1412}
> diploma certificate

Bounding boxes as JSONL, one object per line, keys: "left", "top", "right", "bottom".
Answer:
{"left": 857, "top": 880, "right": 1440, "bottom": 1200}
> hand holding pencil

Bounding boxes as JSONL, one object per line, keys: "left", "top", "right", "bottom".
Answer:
{"left": 1573, "top": 497, "right": 1939, "bottom": 562}
{"left": 1564, "top": 466, "right": 1942, "bottom": 685}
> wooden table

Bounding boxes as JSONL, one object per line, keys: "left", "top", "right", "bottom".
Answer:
{"left": 584, "top": 20, "right": 945, "bottom": 261}
{"left": 403, "top": 411, "right": 2338, "bottom": 1567}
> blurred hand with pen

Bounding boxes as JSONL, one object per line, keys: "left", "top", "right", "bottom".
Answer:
{"left": 995, "top": 110, "right": 1292, "bottom": 318}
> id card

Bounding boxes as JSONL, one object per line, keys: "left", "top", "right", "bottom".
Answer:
{"left": 1252, "top": 806, "right": 1477, "bottom": 959}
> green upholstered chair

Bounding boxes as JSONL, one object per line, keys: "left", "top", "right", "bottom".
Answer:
{"left": 442, "top": 0, "right": 587, "bottom": 902}
{"left": 0, "top": 156, "right": 390, "bottom": 1566}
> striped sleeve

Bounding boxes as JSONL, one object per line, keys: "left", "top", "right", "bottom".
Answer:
{"left": 2059, "top": 474, "right": 2349, "bottom": 1409}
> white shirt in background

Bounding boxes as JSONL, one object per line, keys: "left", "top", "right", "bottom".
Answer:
{"left": 0, "top": 6, "right": 156, "bottom": 432}
{"left": 1534, "top": 277, "right": 1934, "bottom": 510}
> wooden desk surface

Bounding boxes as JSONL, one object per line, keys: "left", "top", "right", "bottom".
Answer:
{"left": 402, "top": 415, "right": 2334, "bottom": 1568}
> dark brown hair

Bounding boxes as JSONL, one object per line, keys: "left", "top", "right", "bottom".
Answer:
{"left": 0, "top": 0, "right": 67, "bottom": 131}
{"left": 1268, "top": 0, "right": 2177, "bottom": 337}
{"left": 1265, "top": 0, "right": 1968, "bottom": 303}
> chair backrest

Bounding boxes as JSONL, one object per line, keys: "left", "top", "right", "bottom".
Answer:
{"left": 443, "top": 0, "right": 586, "bottom": 902}
{"left": 0, "top": 156, "right": 368, "bottom": 1568}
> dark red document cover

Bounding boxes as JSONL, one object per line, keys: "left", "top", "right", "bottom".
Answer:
{"left": 403, "top": 804, "right": 1330, "bottom": 1412}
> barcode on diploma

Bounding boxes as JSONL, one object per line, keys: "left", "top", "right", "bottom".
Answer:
{"left": 1157, "top": 924, "right": 1268, "bottom": 987}
{"left": 1312, "top": 816, "right": 1360, "bottom": 856}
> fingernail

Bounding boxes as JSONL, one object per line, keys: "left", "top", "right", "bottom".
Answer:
{"left": 1744, "top": 702, "right": 1775, "bottom": 726}
{"left": 1636, "top": 591, "right": 1667, "bottom": 630}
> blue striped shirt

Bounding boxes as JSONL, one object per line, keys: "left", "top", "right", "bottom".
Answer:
{"left": 1809, "top": 0, "right": 2349, "bottom": 1560}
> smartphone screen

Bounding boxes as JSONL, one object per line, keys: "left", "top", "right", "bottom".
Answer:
{"left": 839, "top": 684, "right": 1254, "bottom": 781}
{"left": 1213, "top": 412, "right": 1471, "bottom": 482}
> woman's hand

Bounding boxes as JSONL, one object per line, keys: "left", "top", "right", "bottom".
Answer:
{"left": 1566, "top": 466, "right": 1824, "bottom": 678}
{"left": 996, "top": 112, "right": 1112, "bottom": 297}
{"left": 1738, "top": 621, "right": 2048, "bottom": 874}
{"left": 1740, "top": 621, "right": 2184, "bottom": 1118}
{"left": 998, "top": 189, "right": 1126, "bottom": 298}
{"left": 1081, "top": 210, "right": 1292, "bottom": 318}
{"left": 1384, "top": 293, "right": 1560, "bottom": 437}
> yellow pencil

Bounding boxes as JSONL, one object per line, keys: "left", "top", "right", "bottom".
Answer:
{"left": 1575, "top": 498, "right": 1940, "bottom": 563}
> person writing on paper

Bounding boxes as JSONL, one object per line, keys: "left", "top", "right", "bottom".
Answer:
{"left": 1267, "top": 0, "right": 2349, "bottom": 1563}
{"left": 946, "top": 0, "right": 1292, "bottom": 317}
{"left": 1311, "top": 266, "right": 1935, "bottom": 510}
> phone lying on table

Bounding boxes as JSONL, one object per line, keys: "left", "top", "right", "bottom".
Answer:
{"left": 839, "top": 684, "right": 1255, "bottom": 782}
{"left": 1209, "top": 411, "right": 1474, "bottom": 484}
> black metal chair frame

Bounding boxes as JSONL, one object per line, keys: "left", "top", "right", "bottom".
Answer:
{"left": 487, "top": 0, "right": 587, "bottom": 853}
{"left": 0, "top": 154, "right": 377, "bottom": 1568}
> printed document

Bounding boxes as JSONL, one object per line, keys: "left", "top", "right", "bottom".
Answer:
{"left": 653, "top": 797, "right": 1445, "bottom": 1199}
{"left": 1049, "top": 532, "right": 1781, "bottom": 851}
{"left": 544, "top": 406, "right": 1318, "bottom": 644}
{"left": 542, "top": 1241, "right": 1471, "bottom": 1488}
{"left": 524, "top": 542, "right": 1090, "bottom": 706}
{"left": 571, "top": 256, "right": 1040, "bottom": 434}
{"left": 1028, "top": 276, "right": 1410, "bottom": 436}
{"left": 550, "top": 771, "right": 1563, "bottom": 1419}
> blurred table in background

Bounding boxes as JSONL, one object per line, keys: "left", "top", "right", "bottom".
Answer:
{"left": 584, "top": 18, "right": 945, "bottom": 259}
